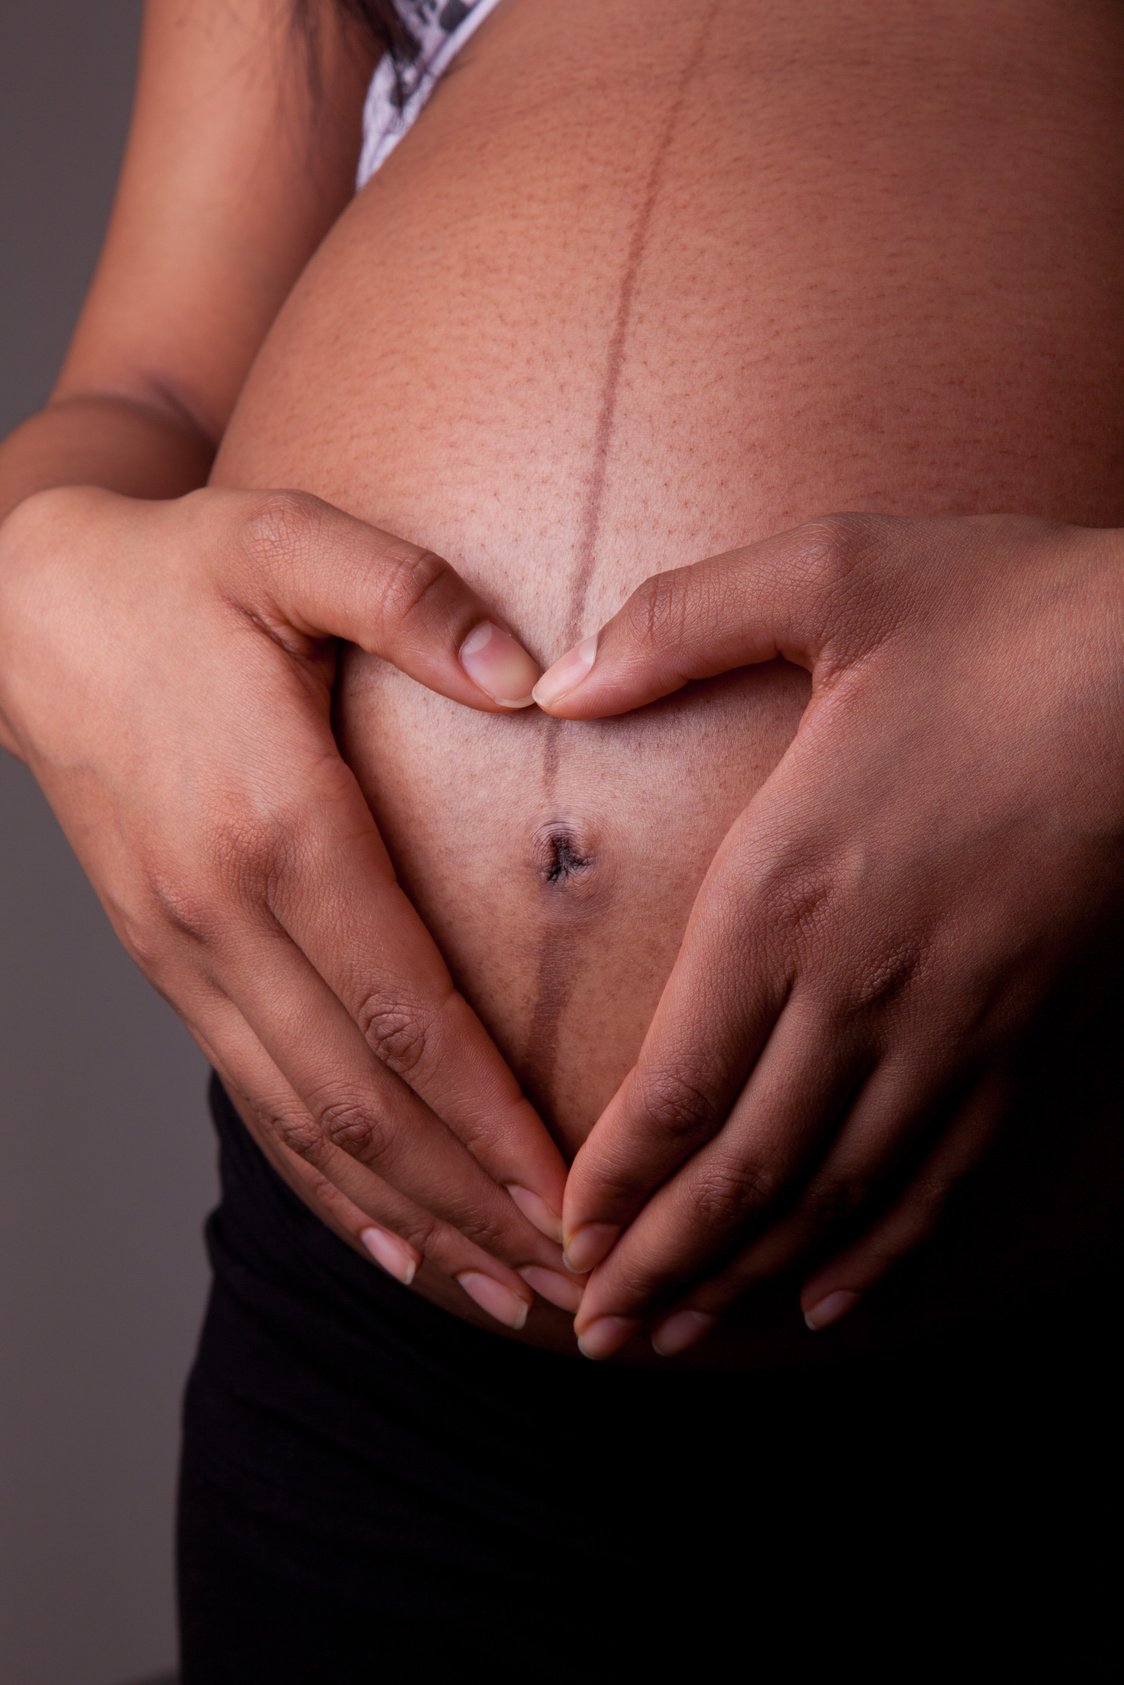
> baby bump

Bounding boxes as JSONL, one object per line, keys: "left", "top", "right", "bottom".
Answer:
{"left": 331, "top": 650, "right": 808, "bottom": 1153}
{"left": 212, "top": 0, "right": 1124, "bottom": 1353}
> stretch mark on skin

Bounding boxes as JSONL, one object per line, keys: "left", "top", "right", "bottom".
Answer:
{"left": 523, "top": 5, "right": 721, "bottom": 1116}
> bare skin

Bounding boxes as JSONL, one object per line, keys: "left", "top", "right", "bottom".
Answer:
{"left": 212, "top": 0, "right": 1124, "bottom": 1361}
{"left": 0, "top": 0, "right": 576, "bottom": 1335}
{"left": 2, "top": 0, "right": 1121, "bottom": 1368}
{"left": 543, "top": 512, "right": 1124, "bottom": 1357}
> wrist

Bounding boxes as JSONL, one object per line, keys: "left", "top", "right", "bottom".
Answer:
{"left": 0, "top": 390, "right": 215, "bottom": 526}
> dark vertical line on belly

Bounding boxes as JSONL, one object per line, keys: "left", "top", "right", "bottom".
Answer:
{"left": 562, "top": 0, "right": 722, "bottom": 650}
{"left": 522, "top": 7, "right": 721, "bottom": 1129}
{"left": 519, "top": 917, "right": 579, "bottom": 1127}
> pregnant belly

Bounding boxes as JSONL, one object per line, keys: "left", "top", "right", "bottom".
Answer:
{"left": 210, "top": 0, "right": 1124, "bottom": 1362}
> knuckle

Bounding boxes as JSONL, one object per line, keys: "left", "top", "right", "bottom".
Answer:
{"left": 113, "top": 901, "right": 167, "bottom": 975}
{"left": 693, "top": 1156, "right": 776, "bottom": 1231}
{"left": 828, "top": 938, "right": 928, "bottom": 1025}
{"left": 204, "top": 807, "right": 306, "bottom": 907}
{"left": 796, "top": 513, "right": 875, "bottom": 590}
{"left": 804, "top": 1173, "right": 867, "bottom": 1234}
{"left": 300, "top": 1165, "right": 344, "bottom": 1212}
{"left": 357, "top": 996, "right": 432, "bottom": 1082}
{"left": 264, "top": 1105, "right": 325, "bottom": 1162}
{"left": 237, "top": 489, "right": 323, "bottom": 570}
{"left": 636, "top": 1066, "right": 719, "bottom": 1147}
{"left": 452, "top": 1207, "right": 512, "bottom": 1259}
{"left": 624, "top": 566, "right": 691, "bottom": 654}
{"left": 575, "top": 1154, "right": 647, "bottom": 1212}
{"left": 141, "top": 868, "right": 217, "bottom": 948}
{"left": 912, "top": 1172, "right": 960, "bottom": 1229}
{"left": 375, "top": 545, "right": 452, "bottom": 634}
{"left": 611, "top": 1252, "right": 664, "bottom": 1303}
{"left": 318, "top": 1095, "right": 390, "bottom": 1164}
{"left": 792, "top": 514, "right": 887, "bottom": 654}
{"left": 394, "top": 1211, "right": 440, "bottom": 1259}
{"left": 758, "top": 861, "right": 837, "bottom": 950}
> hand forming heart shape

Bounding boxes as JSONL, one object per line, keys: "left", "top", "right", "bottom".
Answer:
{"left": 517, "top": 509, "right": 1124, "bottom": 1358}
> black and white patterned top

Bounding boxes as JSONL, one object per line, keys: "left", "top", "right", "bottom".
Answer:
{"left": 355, "top": 0, "right": 505, "bottom": 190}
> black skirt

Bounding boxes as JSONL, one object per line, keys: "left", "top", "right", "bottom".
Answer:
{"left": 176, "top": 1068, "right": 1118, "bottom": 1683}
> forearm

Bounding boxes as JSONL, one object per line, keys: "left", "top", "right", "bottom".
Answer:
{"left": 0, "top": 391, "right": 215, "bottom": 529}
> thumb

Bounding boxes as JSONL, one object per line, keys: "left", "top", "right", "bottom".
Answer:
{"left": 226, "top": 489, "right": 543, "bottom": 711}
{"left": 530, "top": 514, "right": 879, "bottom": 718}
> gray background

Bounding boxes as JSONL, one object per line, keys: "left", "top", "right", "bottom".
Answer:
{"left": 2, "top": 5, "right": 216, "bottom": 1681}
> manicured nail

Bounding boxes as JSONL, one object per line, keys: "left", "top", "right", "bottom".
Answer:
{"left": 506, "top": 1183, "right": 564, "bottom": 1244}
{"left": 804, "top": 1289, "right": 861, "bottom": 1331}
{"left": 563, "top": 1222, "right": 619, "bottom": 1275}
{"left": 519, "top": 1266, "right": 585, "bottom": 1313}
{"left": 576, "top": 1315, "right": 640, "bottom": 1361}
{"left": 651, "top": 1310, "right": 717, "bottom": 1357}
{"left": 359, "top": 1225, "right": 417, "bottom": 1287}
{"left": 531, "top": 633, "right": 598, "bottom": 708}
{"left": 456, "top": 1271, "right": 530, "bottom": 1330}
{"left": 458, "top": 620, "right": 541, "bottom": 708}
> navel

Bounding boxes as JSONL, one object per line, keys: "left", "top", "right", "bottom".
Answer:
{"left": 532, "top": 819, "right": 595, "bottom": 888}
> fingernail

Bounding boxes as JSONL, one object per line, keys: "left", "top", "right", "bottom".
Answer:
{"left": 458, "top": 620, "right": 541, "bottom": 708}
{"left": 563, "top": 1222, "right": 619, "bottom": 1275}
{"left": 804, "top": 1289, "right": 861, "bottom": 1331}
{"left": 519, "top": 1265, "right": 585, "bottom": 1313}
{"left": 456, "top": 1271, "right": 530, "bottom": 1330}
{"left": 506, "top": 1183, "right": 564, "bottom": 1244}
{"left": 359, "top": 1225, "right": 417, "bottom": 1287}
{"left": 651, "top": 1310, "right": 717, "bottom": 1357}
{"left": 577, "top": 1315, "right": 640, "bottom": 1361}
{"left": 531, "top": 633, "right": 598, "bottom": 708}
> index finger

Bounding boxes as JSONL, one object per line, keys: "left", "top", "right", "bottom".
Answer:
{"left": 266, "top": 750, "right": 568, "bottom": 1241}
{"left": 561, "top": 824, "right": 789, "bottom": 1273}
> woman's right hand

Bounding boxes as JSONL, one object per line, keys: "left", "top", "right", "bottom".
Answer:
{"left": 0, "top": 483, "right": 580, "bottom": 1326}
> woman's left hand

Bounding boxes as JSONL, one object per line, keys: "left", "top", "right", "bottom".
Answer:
{"left": 531, "top": 512, "right": 1124, "bottom": 1358}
